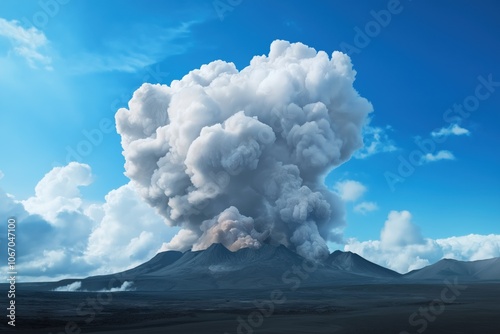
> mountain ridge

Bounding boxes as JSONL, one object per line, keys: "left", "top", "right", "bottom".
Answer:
{"left": 404, "top": 257, "right": 500, "bottom": 281}
{"left": 45, "top": 243, "right": 500, "bottom": 292}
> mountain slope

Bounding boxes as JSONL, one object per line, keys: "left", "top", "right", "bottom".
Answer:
{"left": 404, "top": 257, "right": 500, "bottom": 281}
{"left": 61, "top": 244, "right": 376, "bottom": 291}
{"left": 46, "top": 245, "right": 500, "bottom": 292}
{"left": 327, "top": 250, "right": 401, "bottom": 278}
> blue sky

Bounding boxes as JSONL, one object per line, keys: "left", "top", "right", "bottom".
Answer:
{"left": 0, "top": 0, "right": 499, "bottom": 279}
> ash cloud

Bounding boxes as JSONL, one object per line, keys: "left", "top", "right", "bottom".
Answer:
{"left": 115, "top": 40, "right": 372, "bottom": 259}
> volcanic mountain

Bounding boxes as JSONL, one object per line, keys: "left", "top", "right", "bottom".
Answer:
{"left": 327, "top": 250, "right": 401, "bottom": 278}
{"left": 47, "top": 244, "right": 399, "bottom": 292}
{"left": 45, "top": 244, "right": 500, "bottom": 292}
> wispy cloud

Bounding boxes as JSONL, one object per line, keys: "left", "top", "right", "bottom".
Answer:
{"left": 71, "top": 21, "right": 197, "bottom": 74}
{"left": 354, "top": 201, "right": 378, "bottom": 215}
{"left": 0, "top": 18, "right": 52, "bottom": 70}
{"left": 355, "top": 125, "right": 397, "bottom": 159}
{"left": 431, "top": 124, "right": 470, "bottom": 138}
{"left": 421, "top": 150, "right": 456, "bottom": 164}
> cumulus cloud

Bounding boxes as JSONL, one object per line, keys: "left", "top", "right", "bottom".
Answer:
{"left": 431, "top": 124, "right": 470, "bottom": 138}
{"left": 380, "top": 210, "right": 424, "bottom": 248}
{"left": 83, "top": 183, "right": 176, "bottom": 274}
{"left": 0, "top": 163, "right": 176, "bottom": 281}
{"left": 354, "top": 125, "right": 397, "bottom": 159}
{"left": 0, "top": 18, "right": 52, "bottom": 69}
{"left": 22, "top": 162, "right": 93, "bottom": 222}
{"left": 345, "top": 210, "right": 500, "bottom": 273}
{"left": 353, "top": 201, "right": 378, "bottom": 214}
{"left": 0, "top": 169, "right": 96, "bottom": 280}
{"left": 420, "top": 150, "right": 456, "bottom": 164}
{"left": 334, "top": 180, "right": 367, "bottom": 202}
{"left": 115, "top": 40, "right": 373, "bottom": 259}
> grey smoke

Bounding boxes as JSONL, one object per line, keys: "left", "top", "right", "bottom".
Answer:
{"left": 115, "top": 40, "right": 372, "bottom": 259}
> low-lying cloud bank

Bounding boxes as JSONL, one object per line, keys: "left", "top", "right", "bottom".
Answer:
{"left": 0, "top": 162, "right": 176, "bottom": 282}
{"left": 1, "top": 163, "right": 499, "bottom": 281}
{"left": 345, "top": 211, "right": 500, "bottom": 273}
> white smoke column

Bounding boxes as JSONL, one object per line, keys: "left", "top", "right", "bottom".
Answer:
{"left": 116, "top": 40, "right": 372, "bottom": 259}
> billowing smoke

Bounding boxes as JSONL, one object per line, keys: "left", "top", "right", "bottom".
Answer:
{"left": 115, "top": 40, "right": 372, "bottom": 259}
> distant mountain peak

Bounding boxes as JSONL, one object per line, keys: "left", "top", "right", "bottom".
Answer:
{"left": 404, "top": 257, "right": 500, "bottom": 281}
{"left": 327, "top": 250, "right": 401, "bottom": 279}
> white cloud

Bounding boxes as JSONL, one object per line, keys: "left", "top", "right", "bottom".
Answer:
{"left": 83, "top": 182, "right": 177, "bottom": 274}
{"left": 0, "top": 170, "right": 4, "bottom": 180}
{"left": 353, "top": 201, "right": 378, "bottom": 214}
{"left": 345, "top": 210, "right": 500, "bottom": 273}
{"left": 355, "top": 125, "right": 397, "bottom": 159}
{"left": 22, "top": 162, "right": 93, "bottom": 222}
{"left": 421, "top": 150, "right": 455, "bottom": 164}
{"left": 0, "top": 163, "right": 178, "bottom": 281}
{"left": 0, "top": 18, "right": 52, "bottom": 69}
{"left": 334, "top": 180, "right": 367, "bottom": 202}
{"left": 380, "top": 210, "right": 424, "bottom": 248}
{"left": 435, "top": 234, "right": 500, "bottom": 261}
{"left": 431, "top": 124, "right": 470, "bottom": 138}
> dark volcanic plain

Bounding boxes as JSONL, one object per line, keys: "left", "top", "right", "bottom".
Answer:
{"left": 2, "top": 283, "right": 500, "bottom": 334}
{"left": 2, "top": 245, "right": 500, "bottom": 333}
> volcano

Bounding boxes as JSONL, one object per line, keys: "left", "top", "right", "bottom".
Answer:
{"left": 14, "top": 244, "right": 500, "bottom": 334}
{"left": 45, "top": 244, "right": 500, "bottom": 292}
{"left": 327, "top": 250, "right": 401, "bottom": 278}
{"left": 47, "top": 244, "right": 400, "bottom": 292}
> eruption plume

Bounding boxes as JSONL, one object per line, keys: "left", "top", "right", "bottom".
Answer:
{"left": 115, "top": 40, "right": 372, "bottom": 259}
